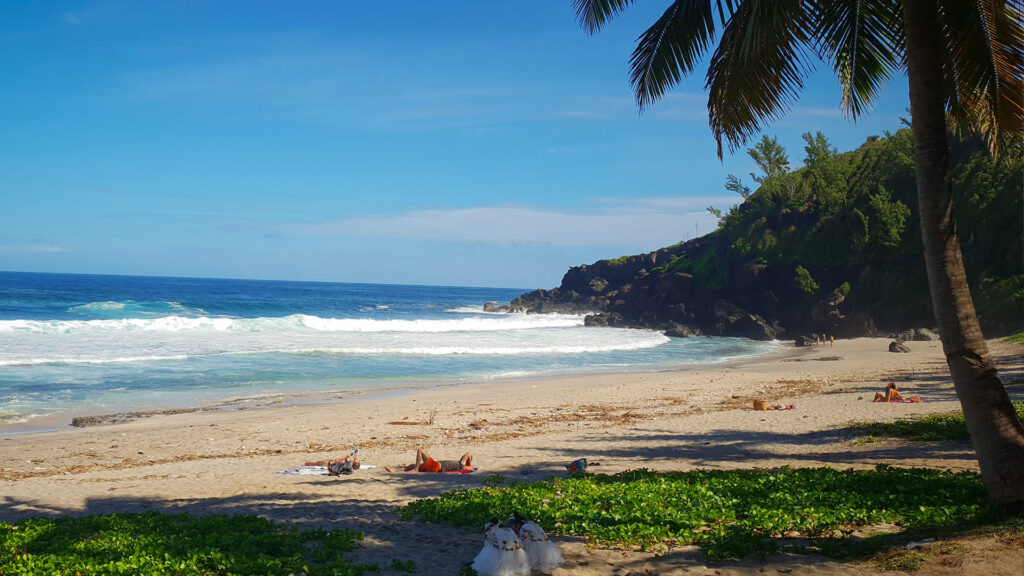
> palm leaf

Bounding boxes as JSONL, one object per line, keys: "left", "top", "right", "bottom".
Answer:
{"left": 705, "top": 0, "right": 817, "bottom": 157}
{"left": 629, "top": 1, "right": 721, "bottom": 110}
{"left": 810, "top": 0, "right": 905, "bottom": 119}
{"left": 939, "top": 0, "right": 1023, "bottom": 153}
{"left": 573, "top": 0, "right": 637, "bottom": 34}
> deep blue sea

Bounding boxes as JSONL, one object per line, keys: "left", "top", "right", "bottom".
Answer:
{"left": 0, "top": 271, "right": 779, "bottom": 432}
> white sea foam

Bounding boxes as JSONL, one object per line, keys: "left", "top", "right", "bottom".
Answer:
{"left": 0, "top": 311, "right": 662, "bottom": 367}
{"left": 445, "top": 305, "right": 504, "bottom": 314}
{"left": 69, "top": 301, "right": 127, "bottom": 312}
{"left": 0, "top": 313, "right": 584, "bottom": 335}
{"left": 0, "top": 354, "right": 195, "bottom": 367}
{"left": 67, "top": 300, "right": 207, "bottom": 317}
{"left": 297, "top": 314, "right": 582, "bottom": 332}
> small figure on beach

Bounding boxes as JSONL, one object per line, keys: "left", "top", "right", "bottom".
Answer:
{"left": 874, "top": 382, "right": 905, "bottom": 402}
{"left": 385, "top": 448, "right": 473, "bottom": 473}
{"left": 872, "top": 381, "right": 929, "bottom": 403}
{"left": 305, "top": 449, "right": 360, "bottom": 475}
{"left": 873, "top": 382, "right": 920, "bottom": 403}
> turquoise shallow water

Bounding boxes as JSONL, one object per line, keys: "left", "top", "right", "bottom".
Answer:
{"left": 0, "top": 271, "right": 779, "bottom": 431}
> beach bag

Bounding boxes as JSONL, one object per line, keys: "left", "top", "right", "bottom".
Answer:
{"left": 328, "top": 459, "right": 355, "bottom": 476}
{"left": 565, "top": 458, "right": 588, "bottom": 474}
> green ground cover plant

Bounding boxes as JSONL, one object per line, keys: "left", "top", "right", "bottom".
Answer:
{"left": 848, "top": 402, "right": 1024, "bottom": 441}
{"left": 396, "top": 465, "right": 1012, "bottom": 560}
{"left": 0, "top": 511, "right": 371, "bottom": 575}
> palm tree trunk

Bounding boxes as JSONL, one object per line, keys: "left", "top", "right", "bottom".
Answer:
{"left": 901, "top": 0, "right": 1024, "bottom": 509}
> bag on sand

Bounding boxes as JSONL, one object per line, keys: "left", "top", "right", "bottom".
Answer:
{"left": 565, "top": 458, "right": 588, "bottom": 474}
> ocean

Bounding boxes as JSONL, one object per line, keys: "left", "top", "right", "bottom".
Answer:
{"left": 0, "top": 271, "right": 779, "bottom": 432}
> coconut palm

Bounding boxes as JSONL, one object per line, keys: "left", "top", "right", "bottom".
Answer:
{"left": 573, "top": 0, "right": 1023, "bottom": 507}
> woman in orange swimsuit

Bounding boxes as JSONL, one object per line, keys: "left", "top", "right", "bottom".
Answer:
{"left": 385, "top": 448, "right": 473, "bottom": 472}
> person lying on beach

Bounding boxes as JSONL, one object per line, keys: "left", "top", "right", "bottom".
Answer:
{"left": 305, "top": 450, "right": 360, "bottom": 474}
{"left": 874, "top": 382, "right": 905, "bottom": 403}
{"left": 385, "top": 448, "right": 473, "bottom": 473}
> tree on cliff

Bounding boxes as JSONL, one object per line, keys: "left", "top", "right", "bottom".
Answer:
{"left": 573, "top": 0, "right": 1023, "bottom": 508}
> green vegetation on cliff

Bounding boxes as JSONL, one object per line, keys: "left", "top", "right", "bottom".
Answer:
{"left": 669, "top": 129, "right": 1022, "bottom": 334}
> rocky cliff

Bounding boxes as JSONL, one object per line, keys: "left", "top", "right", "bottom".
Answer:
{"left": 489, "top": 129, "right": 1023, "bottom": 342}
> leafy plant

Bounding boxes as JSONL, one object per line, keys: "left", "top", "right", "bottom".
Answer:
{"left": 481, "top": 474, "right": 506, "bottom": 487}
{"left": 390, "top": 559, "right": 416, "bottom": 572}
{"left": 0, "top": 512, "right": 369, "bottom": 575}
{"left": 794, "top": 265, "right": 819, "bottom": 295}
{"left": 848, "top": 402, "right": 1024, "bottom": 441}
{"left": 1006, "top": 332, "right": 1024, "bottom": 344}
{"left": 396, "top": 466, "right": 1008, "bottom": 560}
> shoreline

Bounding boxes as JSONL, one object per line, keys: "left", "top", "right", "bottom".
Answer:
{"left": 0, "top": 336, "right": 792, "bottom": 435}
{"left": 3, "top": 336, "right": 1021, "bottom": 575}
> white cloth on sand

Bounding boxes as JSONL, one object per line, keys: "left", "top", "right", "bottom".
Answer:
{"left": 518, "top": 521, "right": 564, "bottom": 571}
{"left": 472, "top": 525, "right": 530, "bottom": 576}
{"left": 277, "top": 465, "right": 376, "bottom": 475}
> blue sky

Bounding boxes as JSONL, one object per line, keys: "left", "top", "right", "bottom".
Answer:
{"left": 0, "top": 1, "right": 911, "bottom": 289}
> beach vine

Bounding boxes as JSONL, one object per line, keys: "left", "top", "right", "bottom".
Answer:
{"left": 396, "top": 465, "right": 1017, "bottom": 560}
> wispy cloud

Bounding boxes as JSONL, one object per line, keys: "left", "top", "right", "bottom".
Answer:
{"left": 292, "top": 198, "right": 730, "bottom": 249}
{"left": 63, "top": 13, "right": 81, "bottom": 25}
{"left": 0, "top": 245, "right": 66, "bottom": 253}
{"left": 120, "top": 50, "right": 543, "bottom": 131}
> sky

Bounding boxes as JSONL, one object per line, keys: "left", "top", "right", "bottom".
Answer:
{"left": 0, "top": 1, "right": 912, "bottom": 289}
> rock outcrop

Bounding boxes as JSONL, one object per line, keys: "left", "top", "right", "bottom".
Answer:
{"left": 490, "top": 236, "right": 944, "bottom": 342}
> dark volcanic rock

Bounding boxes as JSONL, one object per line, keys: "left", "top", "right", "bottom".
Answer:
{"left": 889, "top": 340, "right": 912, "bottom": 353}
{"left": 662, "top": 323, "right": 696, "bottom": 338}
{"left": 794, "top": 335, "right": 816, "bottom": 347}
{"left": 584, "top": 312, "right": 625, "bottom": 327}
{"left": 836, "top": 314, "right": 877, "bottom": 338}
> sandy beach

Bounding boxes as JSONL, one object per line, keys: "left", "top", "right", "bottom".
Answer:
{"left": 2, "top": 337, "right": 1023, "bottom": 575}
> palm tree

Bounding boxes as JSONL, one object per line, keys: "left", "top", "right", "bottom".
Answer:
{"left": 573, "top": 0, "right": 1023, "bottom": 507}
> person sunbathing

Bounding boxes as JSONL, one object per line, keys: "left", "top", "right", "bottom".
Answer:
{"left": 305, "top": 451, "right": 360, "bottom": 470}
{"left": 385, "top": 448, "right": 473, "bottom": 473}
{"left": 874, "top": 382, "right": 905, "bottom": 403}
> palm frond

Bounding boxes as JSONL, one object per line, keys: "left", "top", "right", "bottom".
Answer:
{"left": 573, "top": 0, "right": 636, "bottom": 34}
{"left": 809, "top": 0, "right": 904, "bottom": 119}
{"left": 705, "top": 0, "right": 817, "bottom": 158}
{"left": 629, "top": 1, "right": 721, "bottom": 110}
{"left": 939, "top": 0, "right": 1023, "bottom": 153}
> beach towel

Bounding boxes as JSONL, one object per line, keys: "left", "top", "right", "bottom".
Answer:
{"left": 446, "top": 467, "right": 478, "bottom": 474}
{"left": 277, "top": 465, "right": 376, "bottom": 476}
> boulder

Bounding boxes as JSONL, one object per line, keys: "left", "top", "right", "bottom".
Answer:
{"left": 894, "top": 329, "right": 916, "bottom": 342}
{"left": 584, "top": 312, "right": 626, "bottom": 327}
{"left": 662, "top": 323, "right": 696, "bottom": 338}
{"left": 836, "top": 314, "right": 877, "bottom": 338}
{"left": 729, "top": 314, "right": 780, "bottom": 341}
{"left": 482, "top": 301, "right": 498, "bottom": 313}
{"left": 914, "top": 327, "right": 941, "bottom": 341}
{"left": 889, "top": 340, "right": 911, "bottom": 353}
{"left": 794, "top": 335, "right": 816, "bottom": 347}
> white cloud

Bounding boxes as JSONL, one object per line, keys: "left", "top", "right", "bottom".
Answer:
{"left": 63, "top": 13, "right": 81, "bottom": 25}
{"left": 0, "top": 245, "right": 66, "bottom": 253}
{"left": 294, "top": 197, "right": 732, "bottom": 249}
